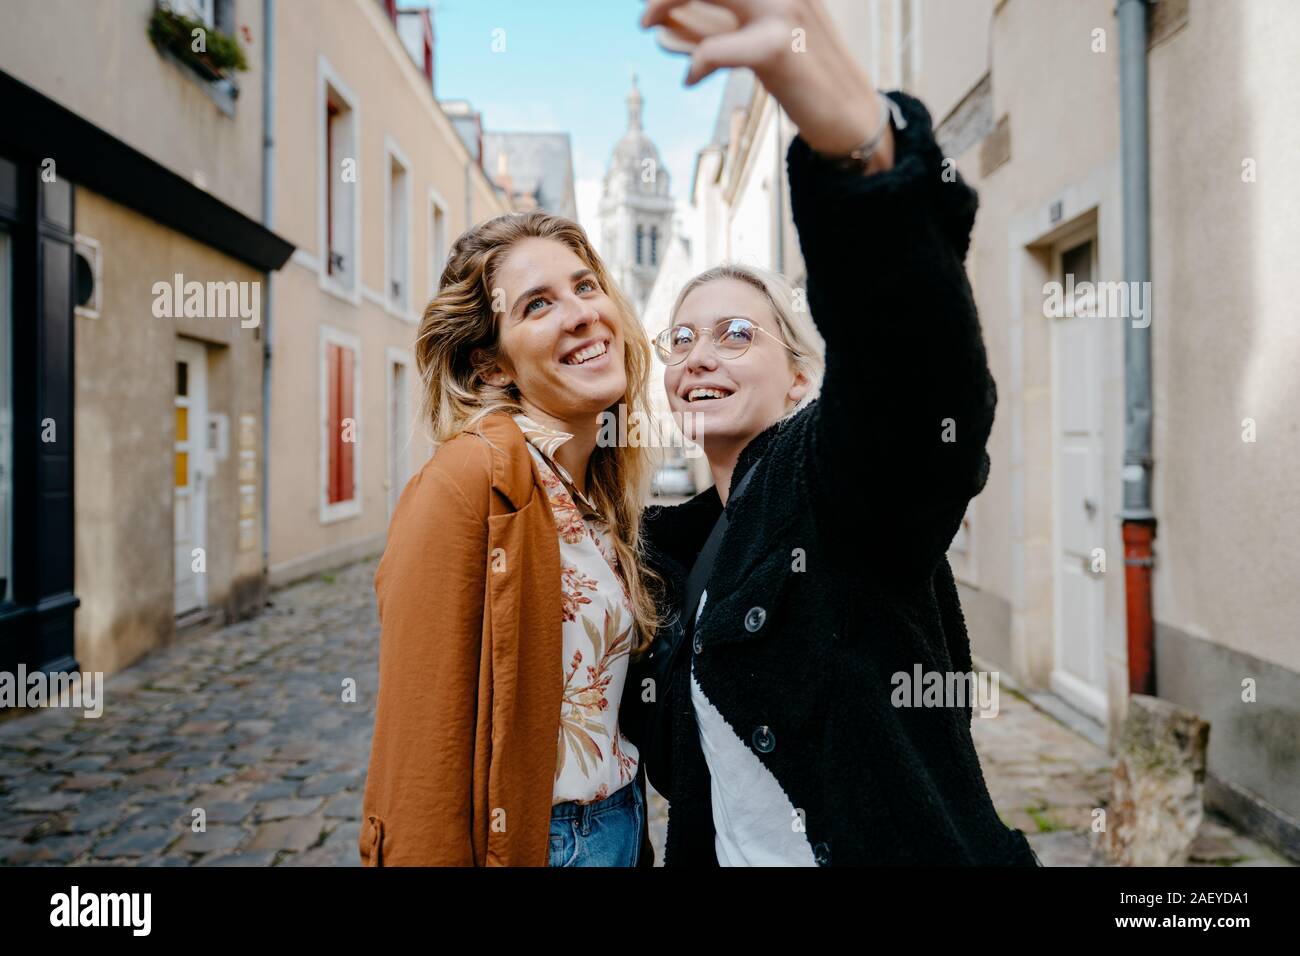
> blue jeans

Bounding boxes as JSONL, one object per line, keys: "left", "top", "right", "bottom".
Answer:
{"left": 548, "top": 781, "right": 643, "bottom": 867}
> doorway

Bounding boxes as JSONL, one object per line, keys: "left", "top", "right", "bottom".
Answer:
{"left": 174, "top": 338, "right": 209, "bottom": 615}
{"left": 1049, "top": 232, "right": 1108, "bottom": 723}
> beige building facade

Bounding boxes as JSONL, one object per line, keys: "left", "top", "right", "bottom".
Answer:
{"left": 681, "top": 0, "right": 1300, "bottom": 858}
{"left": 0, "top": 0, "right": 292, "bottom": 677}
{"left": 0, "top": 0, "right": 515, "bottom": 678}
{"left": 266, "top": 0, "right": 511, "bottom": 587}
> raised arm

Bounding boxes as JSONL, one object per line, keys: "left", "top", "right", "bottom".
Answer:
{"left": 788, "top": 90, "right": 995, "bottom": 583}
{"left": 643, "top": 0, "right": 995, "bottom": 583}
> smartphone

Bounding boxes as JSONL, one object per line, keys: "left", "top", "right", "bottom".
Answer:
{"left": 650, "top": 0, "right": 740, "bottom": 55}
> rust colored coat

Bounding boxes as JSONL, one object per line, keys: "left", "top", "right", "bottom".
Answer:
{"left": 358, "top": 411, "right": 651, "bottom": 866}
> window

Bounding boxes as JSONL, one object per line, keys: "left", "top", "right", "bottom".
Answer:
{"left": 157, "top": 0, "right": 240, "bottom": 114}
{"left": 894, "top": 0, "right": 919, "bottom": 92}
{"left": 649, "top": 225, "right": 659, "bottom": 267}
{"left": 387, "top": 350, "right": 413, "bottom": 518}
{"left": 635, "top": 224, "right": 644, "bottom": 266}
{"left": 213, "top": 0, "right": 235, "bottom": 35}
{"left": 320, "top": 59, "right": 359, "bottom": 300}
{"left": 179, "top": 0, "right": 215, "bottom": 26}
{"left": 428, "top": 190, "right": 448, "bottom": 302}
{"left": 177, "top": 0, "right": 235, "bottom": 32}
{"left": 320, "top": 328, "right": 361, "bottom": 522}
{"left": 385, "top": 139, "right": 410, "bottom": 315}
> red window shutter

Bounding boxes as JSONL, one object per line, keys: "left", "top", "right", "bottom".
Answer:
{"left": 327, "top": 343, "right": 341, "bottom": 503}
{"left": 338, "top": 345, "right": 355, "bottom": 502}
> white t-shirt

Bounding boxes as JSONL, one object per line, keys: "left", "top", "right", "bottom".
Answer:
{"left": 690, "top": 590, "right": 817, "bottom": 866}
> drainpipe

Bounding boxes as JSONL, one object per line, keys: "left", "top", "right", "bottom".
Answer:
{"left": 1117, "top": 0, "right": 1157, "bottom": 696}
{"left": 260, "top": 0, "right": 276, "bottom": 595}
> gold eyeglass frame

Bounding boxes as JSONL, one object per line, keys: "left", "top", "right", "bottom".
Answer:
{"left": 654, "top": 316, "right": 796, "bottom": 366}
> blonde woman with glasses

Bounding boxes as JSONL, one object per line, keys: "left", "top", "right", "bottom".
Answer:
{"left": 626, "top": 0, "right": 1042, "bottom": 867}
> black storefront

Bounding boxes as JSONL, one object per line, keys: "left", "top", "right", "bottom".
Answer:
{"left": 0, "top": 68, "right": 292, "bottom": 683}
{"left": 0, "top": 148, "right": 79, "bottom": 677}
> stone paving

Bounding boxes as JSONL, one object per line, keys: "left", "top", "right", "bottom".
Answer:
{"left": 970, "top": 684, "right": 1290, "bottom": 866}
{"left": 0, "top": 555, "right": 1291, "bottom": 866}
{"left": 0, "top": 561, "right": 377, "bottom": 866}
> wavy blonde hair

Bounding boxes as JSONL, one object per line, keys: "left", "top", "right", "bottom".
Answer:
{"left": 415, "top": 210, "right": 661, "bottom": 654}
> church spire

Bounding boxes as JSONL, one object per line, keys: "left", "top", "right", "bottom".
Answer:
{"left": 627, "top": 73, "right": 643, "bottom": 132}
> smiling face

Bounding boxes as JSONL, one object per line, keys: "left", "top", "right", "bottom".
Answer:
{"left": 664, "top": 278, "right": 809, "bottom": 455}
{"left": 485, "top": 237, "right": 627, "bottom": 431}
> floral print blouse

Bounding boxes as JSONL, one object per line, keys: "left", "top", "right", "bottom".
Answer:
{"left": 512, "top": 414, "right": 640, "bottom": 805}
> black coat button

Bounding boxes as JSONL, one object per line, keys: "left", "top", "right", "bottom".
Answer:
{"left": 751, "top": 725, "right": 774, "bottom": 753}
{"left": 813, "top": 842, "right": 830, "bottom": 865}
{"left": 744, "top": 606, "right": 766, "bottom": 632}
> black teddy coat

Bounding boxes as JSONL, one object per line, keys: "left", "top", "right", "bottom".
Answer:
{"left": 623, "top": 90, "right": 1039, "bottom": 867}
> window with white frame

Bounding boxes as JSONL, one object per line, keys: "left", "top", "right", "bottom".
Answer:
{"left": 386, "top": 142, "right": 410, "bottom": 314}
{"left": 428, "top": 191, "right": 448, "bottom": 302}
{"left": 320, "top": 62, "right": 359, "bottom": 297}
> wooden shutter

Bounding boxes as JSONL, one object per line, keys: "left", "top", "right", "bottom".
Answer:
{"left": 326, "top": 343, "right": 341, "bottom": 503}
{"left": 337, "top": 345, "right": 355, "bottom": 502}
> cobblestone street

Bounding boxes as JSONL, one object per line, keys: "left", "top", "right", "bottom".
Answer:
{"left": 0, "top": 556, "right": 1290, "bottom": 867}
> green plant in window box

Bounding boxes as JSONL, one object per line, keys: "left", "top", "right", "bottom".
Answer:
{"left": 148, "top": 5, "right": 248, "bottom": 83}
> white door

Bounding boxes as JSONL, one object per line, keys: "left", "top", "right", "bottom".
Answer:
{"left": 388, "top": 359, "right": 410, "bottom": 517}
{"left": 175, "top": 339, "right": 209, "bottom": 615}
{"left": 1050, "top": 235, "right": 1108, "bottom": 722}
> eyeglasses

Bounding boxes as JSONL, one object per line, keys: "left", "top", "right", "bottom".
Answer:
{"left": 653, "top": 317, "right": 796, "bottom": 366}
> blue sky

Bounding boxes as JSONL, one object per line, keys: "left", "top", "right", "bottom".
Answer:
{"left": 419, "top": 0, "right": 730, "bottom": 234}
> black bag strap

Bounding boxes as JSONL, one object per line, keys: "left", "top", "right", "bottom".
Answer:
{"left": 682, "top": 459, "right": 761, "bottom": 642}
{"left": 637, "top": 459, "right": 762, "bottom": 799}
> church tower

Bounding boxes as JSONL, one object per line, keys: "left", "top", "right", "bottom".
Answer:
{"left": 597, "top": 75, "right": 675, "bottom": 316}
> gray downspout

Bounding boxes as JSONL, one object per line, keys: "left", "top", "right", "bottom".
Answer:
{"left": 1117, "top": 0, "right": 1157, "bottom": 695}
{"left": 260, "top": 0, "right": 276, "bottom": 594}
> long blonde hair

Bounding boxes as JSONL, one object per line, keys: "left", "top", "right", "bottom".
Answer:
{"left": 415, "top": 210, "right": 661, "bottom": 653}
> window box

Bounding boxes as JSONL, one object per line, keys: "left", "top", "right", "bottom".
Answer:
{"left": 148, "top": 3, "right": 248, "bottom": 90}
